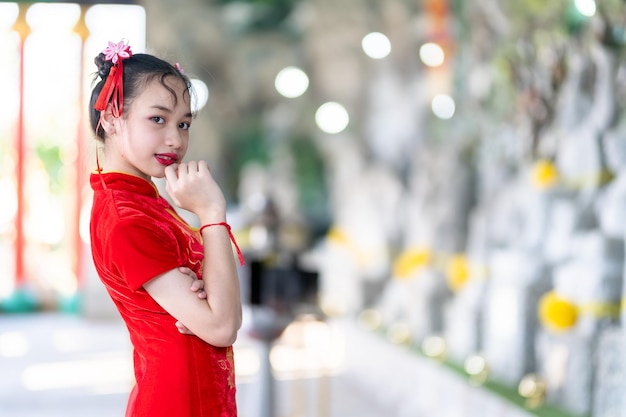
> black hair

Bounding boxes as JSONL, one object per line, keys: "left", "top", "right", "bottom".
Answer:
{"left": 89, "top": 52, "right": 194, "bottom": 141}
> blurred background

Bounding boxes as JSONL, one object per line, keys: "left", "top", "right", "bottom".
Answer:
{"left": 2, "top": 0, "right": 626, "bottom": 416}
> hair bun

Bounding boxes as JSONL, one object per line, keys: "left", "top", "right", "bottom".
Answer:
{"left": 95, "top": 53, "right": 114, "bottom": 79}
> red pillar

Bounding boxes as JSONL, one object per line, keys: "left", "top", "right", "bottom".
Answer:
{"left": 13, "top": 5, "right": 30, "bottom": 288}
{"left": 72, "top": 6, "right": 90, "bottom": 288}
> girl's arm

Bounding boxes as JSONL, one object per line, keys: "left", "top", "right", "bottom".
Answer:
{"left": 143, "top": 161, "right": 242, "bottom": 347}
{"left": 143, "top": 251, "right": 242, "bottom": 347}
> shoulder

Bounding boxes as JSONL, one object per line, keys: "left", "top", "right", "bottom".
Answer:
{"left": 92, "top": 188, "right": 169, "bottom": 228}
{"left": 91, "top": 192, "right": 177, "bottom": 253}
{"left": 99, "top": 216, "right": 183, "bottom": 290}
{"left": 109, "top": 216, "right": 177, "bottom": 250}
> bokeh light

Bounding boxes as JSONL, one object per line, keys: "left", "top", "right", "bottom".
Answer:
{"left": 275, "top": 66, "right": 309, "bottom": 98}
{"left": 315, "top": 102, "right": 349, "bottom": 134}
{"left": 362, "top": 32, "right": 391, "bottom": 59}
{"left": 419, "top": 42, "right": 445, "bottom": 67}
{"left": 431, "top": 94, "right": 455, "bottom": 119}
{"left": 190, "top": 78, "right": 209, "bottom": 112}
{"left": 575, "top": 0, "right": 596, "bottom": 17}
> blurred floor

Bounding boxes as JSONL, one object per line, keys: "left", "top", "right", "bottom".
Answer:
{"left": 0, "top": 311, "right": 389, "bottom": 417}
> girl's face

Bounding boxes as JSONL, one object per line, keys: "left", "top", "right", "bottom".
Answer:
{"left": 104, "top": 76, "right": 192, "bottom": 180}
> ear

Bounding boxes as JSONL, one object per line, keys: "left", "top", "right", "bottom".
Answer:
{"left": 99, "top": 104, "right": 120, "bottom": 136}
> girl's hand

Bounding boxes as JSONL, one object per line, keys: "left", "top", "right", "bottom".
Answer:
{"left": 189, "top": 278, "right": 207, "bottom": 299}
{"left": 178, "top": 266, "right": 206, "bottom": 299}
{"left": 175, "top": 321, "right": 194, "bottom": 335}
{"left": 164, "top": 161, "right": 227, "bottom": 223}
{"left": 175, "top": 266, "right": 206, "bottom": 335}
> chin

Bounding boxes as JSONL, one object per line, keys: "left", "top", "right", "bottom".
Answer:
{"left": 148, "top": 166, "right": 169, "bottom": 178}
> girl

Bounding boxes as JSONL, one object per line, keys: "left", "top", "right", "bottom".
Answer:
{"left": 88, "top": 40, "right": 242, "bottom": 417}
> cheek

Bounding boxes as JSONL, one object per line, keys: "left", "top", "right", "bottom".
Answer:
{"left": 181, "top": 135, "right": 191, "bottom": 152}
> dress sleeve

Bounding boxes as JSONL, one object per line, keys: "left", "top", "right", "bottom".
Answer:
{"left": 108, "top": 218, "right": 183, "bottom": 291}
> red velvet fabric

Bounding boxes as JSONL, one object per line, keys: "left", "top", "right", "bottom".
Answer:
{"left": 90, "top": 172, "right": 237, "bottom": 417}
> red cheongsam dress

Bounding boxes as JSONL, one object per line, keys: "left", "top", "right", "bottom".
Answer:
{"left": 89, "top": 171, "right": 237, "bottom": 417}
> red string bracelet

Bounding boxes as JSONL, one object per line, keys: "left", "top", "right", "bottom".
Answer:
{"left": 199, "top": 222, "right": 245, "bottom": 266}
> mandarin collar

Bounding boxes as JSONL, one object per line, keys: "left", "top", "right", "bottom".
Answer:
{"left": 90, "top": 171, "right": 160, "bottom": 198}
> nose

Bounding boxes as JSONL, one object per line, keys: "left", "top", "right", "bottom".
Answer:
{"left": 166, "top": 127, "right": 184, "bottom": 149}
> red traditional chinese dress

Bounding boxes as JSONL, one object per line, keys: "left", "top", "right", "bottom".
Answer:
{"left": 89, "top": 171, "right": 237, "bottom": 417}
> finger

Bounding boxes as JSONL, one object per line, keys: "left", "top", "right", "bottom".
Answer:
{"left": 176, "top": 162, "right": 188, "bottom": 179}
{"left": 189, "top": 279, "right": 204, "bottom": 292}
{"left": 198, "top": 160, "right": 213, "bottom": 178}
{"left": 178, "top": 266, "right": 196, "bottom": 278}
{"left": 175, "top": 321, "right": 191, "bottom": 334}
{"left": 164, "top": 164, "right": 179, "bottom": 183}
{"left": 187, "top": 160, "right": 198, "bottom": 173}
{"left": 197, "top": 290, "right": 207, "bottom": 299}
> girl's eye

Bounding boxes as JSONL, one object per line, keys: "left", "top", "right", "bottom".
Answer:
{"left": 152, "top": 116, "right": 165, "bottom": 124}
{"left": 179, "top": 121, "right": 191, "bottom": 130}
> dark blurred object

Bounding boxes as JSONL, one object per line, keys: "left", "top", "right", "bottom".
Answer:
{"left": 244, "top": 255, "right": 320, "bottom": 341}
{"left": 245, "top": 257, "right": 319, "bottom": 417}
{"left": 249, "top": 259, "right": 318, "bottom": 313}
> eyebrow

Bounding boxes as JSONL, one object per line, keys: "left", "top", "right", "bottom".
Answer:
{"left": 150, "top": 105, "right": 192, "bottom": 118}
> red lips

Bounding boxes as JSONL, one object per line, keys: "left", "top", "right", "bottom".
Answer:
{"left": 155, "top": 153, "right": 178, "bottom": 166}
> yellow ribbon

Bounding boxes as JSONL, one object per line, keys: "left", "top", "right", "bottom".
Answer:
{"left": 578, "top": 301, "right": 621, "bottom": 318}
{"left": 445, "top": 254, "right": 470, "bottom": 292}
{"left": 539, "top": 291, "right": 621, "bottom": 332}
{"left": 392, "top": 248, "right": 432, "bottom": 279}
{"left": 561, "top": 169, "right": 615, "bottom": 190}
{"left": 391, "top": 249, "right": 487, "bottom": 292}
{"left": 529, "top": 159, "right": 614, "bottom": 191}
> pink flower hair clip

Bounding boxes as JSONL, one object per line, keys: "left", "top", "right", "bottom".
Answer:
{"left": 103, "top": 39, "right": 132, "bottom": 64}
{"left": 94, "top": 39, "right": 133, "bottom": 116}
{"left": 175, "top": 62, "right": 185, "bottom": 75}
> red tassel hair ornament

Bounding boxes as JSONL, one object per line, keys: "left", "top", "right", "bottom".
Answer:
{"left": 94, "top": 40, "right": 133, "bottom": 117}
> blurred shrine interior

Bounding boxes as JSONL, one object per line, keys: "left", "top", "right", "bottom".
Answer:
{"left": 2, "top": 1, "right": 626, "bottom": 417}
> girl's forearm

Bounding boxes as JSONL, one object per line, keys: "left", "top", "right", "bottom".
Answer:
{"left": 200, "top": 224, "right": 243, "bottom": 341}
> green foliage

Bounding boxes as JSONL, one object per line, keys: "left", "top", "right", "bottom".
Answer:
{"left": 35, "top": 144, "right": 63, "bottom": 194}
{"left": 215, "top": 0, "right": 301, "bottom": 31}
{"left": 223, "top": 116, "right": 329, "bottom": 229}
{"left": 289, "top": 135, "right": 329, "bottom": 228}
{"left": 222, "top": 116, "right": 272, "bottom": 200}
